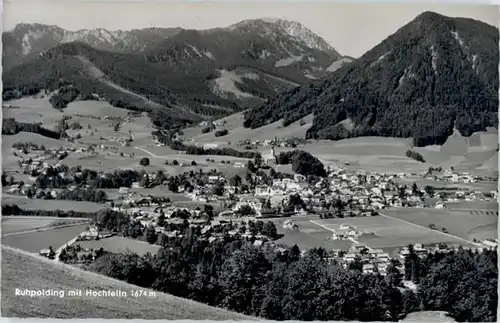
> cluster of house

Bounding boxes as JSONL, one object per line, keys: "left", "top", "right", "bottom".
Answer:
{"left": 330, "top": 224, "right": 374, "bottom": 241}
{"left": 100, "top": 135, "right": 132, "bottom": 147}
{"left": 437, "top": 189, "right": 497, "bottom": 206}
{"left": 398, "top": 242, "right": 497, "bottom": 259}
{"left": 78, "top": 225, "right": 115, "bottom": 241}
{"left": 334, "top": 245, "right": 394, "bottom": 275}
{"left": 425, "top": 169, "right": 497, "bottom": 184}
{"left": 236, "top": 137, "right": 303, "bottom": 150}
{"left": 199, "top": 119, "right": 227, "bottom": 128}
{"left": 14, "top": 145, "right": 92, "bottom": 174}
{"left": 113, "top": 196, "right": 276, "bottom": 244}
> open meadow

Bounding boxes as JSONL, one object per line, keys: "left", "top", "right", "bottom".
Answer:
{"left": 393, "top": 177, "right": 498, "bottom": 192}
{"left": 75, "top": 236, "right": 161, "bottom": 256}
{"left": 274, "top": 218, "right": 353, "bottom": 251}
{"left": 1, "top": 246, "right": 253, "bottom": 319}
{"left": 272, "top": 213, "right": 479, "bottom": 253}
{"left": 445, "top": 201, "right": 499, "bottom": 212}
{"left": 2, "top": 195, "right": 107, "bottom": 212}
{"left": 3, "top": 97, "right": 62, "bottom": 130}
{"left": 314, "top": 216, "right": 478, "bottom": 252}
{"left": 384, "top": 208, "right": 498, "bottom": 242}
{"left": 1, "top": 216, "right": 90, "bottom": 235}
{"left": 180, "top": 112, "right": 313, "bottom": 146}
{"left": 2, "top": 224, "right": 89, "bottom": 252}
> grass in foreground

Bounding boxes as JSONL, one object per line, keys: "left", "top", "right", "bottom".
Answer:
{"left": 1, "top": 245, "right": 255, "bottom": 319}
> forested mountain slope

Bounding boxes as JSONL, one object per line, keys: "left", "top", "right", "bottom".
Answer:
{"left": 3, "top": 19, "right": 348, "bottom": 127}
{"left": 243, "top": 11, "right": 499, "bottom": 147}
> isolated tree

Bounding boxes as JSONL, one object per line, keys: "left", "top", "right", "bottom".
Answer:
{"left": 156, "top": 170, "right": 167, "bottom": 184}
{"left": 262, "top": 221, "right": 278, "bottom": 239}
{"left": 146, "top": 225, "right": 158, "bottom": 244}
{"left": 398, "top": 186, "right": 407, "bottom": 199}
{"left": 254, "top": 154, "right": 263, "bottom": 167}
{"left": 212, "top": 183, "right": 225, "bottom": 196}
{"left": 229, "top": 174, "right": 242, "bottom": 187}
{"left": 139, "top": 157, "right": 150, "bottom": 166}
{"left": 386, "top": 259, "right": 403, "bottom": 287}
{"left": 157, "top": 212, "right": 165, "bottom": 227}
{"left": 48, "top": 246, "right": 56, "bottom": 260}
{"left": 139, "top": 174, "right": 150, "bottom": 188}
{"left": 424, "top": 185, "right": 435, "bottom": 197}
{"left": 168, "top": 181, "right": 179, "bottom": 193}
{"left": 204, "top": 204, "right": 214, "bottom": 219}
{"left": 412, "top": 182, "right": 419, "bottom": 196}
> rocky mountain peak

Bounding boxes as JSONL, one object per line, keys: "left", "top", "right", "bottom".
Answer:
{"left": 228, "top": 18, "right": 337, "bottom": 54}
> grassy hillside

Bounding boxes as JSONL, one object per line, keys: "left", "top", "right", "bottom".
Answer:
{"left": 1, "top": 245, "right": 255, "bottom": 319}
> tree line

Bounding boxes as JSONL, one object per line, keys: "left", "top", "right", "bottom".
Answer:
{"left": 153, "top": 130, "right": 261, "bottom": 159}
{"left": 2, "top": 118, "right": 61, "bottom": 139}
{"left": 88, "top": 225, "right": 497, "bottom": 322}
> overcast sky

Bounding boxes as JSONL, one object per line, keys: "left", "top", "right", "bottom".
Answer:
{"left": 3, "top": 1, "right": 498, "bottom": 57}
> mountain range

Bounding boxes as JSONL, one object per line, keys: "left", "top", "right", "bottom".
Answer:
{"left": 3, "top": 12, "right": 498, "bottom": 147}
{"left": 2, "top": 19, "right": 353, "bottom": 127}
{"left": 243, "top": 11, "right": 499, "bottom": 146}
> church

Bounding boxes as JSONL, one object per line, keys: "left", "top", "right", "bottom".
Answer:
{"left": 263, "top": 146, "right": 277, "bottom": 166}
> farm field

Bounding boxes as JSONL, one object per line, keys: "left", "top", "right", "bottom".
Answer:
{"left": 62, "top": 153, "right": 166, "bottom": 172}
{"left": 1, "top": 246, "right": 253, "bottom": 319}
{"left": 63, "top": 146, "right": 250, "bottom": 177}
{"left": 301, "top": 137, "right": 430, "bottom": 173}
{"left": 76, "top": 236, "right": 161, "bottom": 256}
{"left": 2, "top": 224, "right": 88, "bottom": 252}
{"left": 3, "top": 97, "right": 62, "bottom": 130}
{"left": 384, "top": 208, "right": 498, "bottom": 242}
{"left": 181, "top": 112, "right": 313, "bottom": 146}
{"left": 273, "top": 214, "right": 478, "bottom": 253}
{"left": 394, "top": 177, "right": 498, "bottom": 192}
{"left": 444, "top": 201, "right": 498, "bottom": 212}
{"left": 1, "top": 216, "right": 90, "bottom": 235}
{"left": 64, "top": 101, "right": 130, "bottom": 118}
{"left": 317, "top": 216, "right": 478, "bottom": 252}
{"left": 2, "top": 195, "right": 107, "bottom": 212}
{"left": 272, "top": 216, "right": 353, "bottom": 251}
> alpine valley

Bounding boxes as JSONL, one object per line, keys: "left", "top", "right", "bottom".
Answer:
{"left": 3, "top": 19, "right": 352, "bottom": 126}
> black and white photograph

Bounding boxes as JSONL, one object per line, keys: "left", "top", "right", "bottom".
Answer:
{"left": 1, "top": 0, "right": 498, "bottom": 321}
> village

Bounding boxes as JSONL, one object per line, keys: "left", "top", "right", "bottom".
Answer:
{"left": 4, "top": 137, "right": 498, "bottom": 278}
